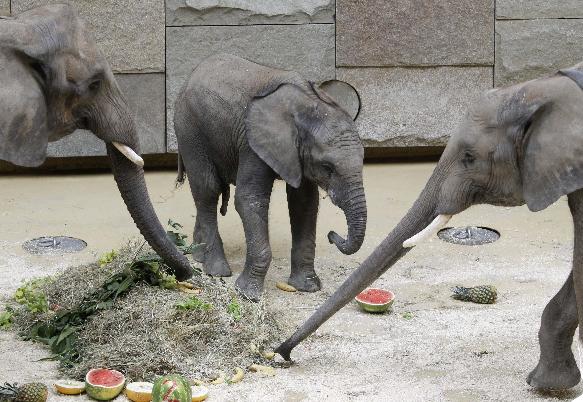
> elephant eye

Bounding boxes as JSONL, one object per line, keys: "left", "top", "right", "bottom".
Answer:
{"left": 321, "top": 163, "right": 334, "bottom": 176}
{"left": 30, "top": 61, "right": 48, "bottom": 84}
{"left": 88, "top": 79, "right": 102, "bottom": 92}
{"left": 462, "top": 151, "right": 475, "bottom": 168}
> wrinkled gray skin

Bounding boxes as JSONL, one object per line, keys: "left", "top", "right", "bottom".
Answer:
{"left": 174, "top": 54, "right": 366, "bottom": 301}
{"left": 277, "top": 63, "right": 583, "bottom": 391}
{"left": 0, "top": 5, "right": 192, "bottom": 280}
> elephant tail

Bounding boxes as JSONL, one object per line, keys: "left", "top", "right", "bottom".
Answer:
{"left": 220, "top": 184, "right": 230, "bottom": 216}
{"left": 175, "top": 153, "right": 186, "bottom": 188}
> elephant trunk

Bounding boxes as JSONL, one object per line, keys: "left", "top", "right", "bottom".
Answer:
{"left": 328, "top": 180, "right": 367, "bottom": 255}
{"left": 276, "top": 177, "right": 440, "bottom": 360}
{"left": 106, "top": 143, "right": 193, "bottom": 280}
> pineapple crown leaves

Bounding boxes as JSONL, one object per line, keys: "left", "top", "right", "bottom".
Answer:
{"left": 0, "top": 383, "right": 18, "bottom": 397}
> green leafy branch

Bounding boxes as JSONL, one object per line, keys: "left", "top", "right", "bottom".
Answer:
{"left": 0, "top": 309, "right": 13, "bottom": 330}
{"left": 14, "top": 279, "right": 50, "bottom": 313}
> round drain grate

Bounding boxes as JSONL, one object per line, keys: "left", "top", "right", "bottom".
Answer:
{"left": 437, "top": 226, "right": 499, "bottom": 246}
{"left": 23, "top": 236, "right": 87, "bottom": 254}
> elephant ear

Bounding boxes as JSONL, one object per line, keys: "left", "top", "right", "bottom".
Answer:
{"left": 7, "top": 4, "right": 79, "bottom": 60}
{"left": 0, "top": 4, "right": 79, "bottom": 167}
{"left": 246, "top": 83, "right": 303, "bottom": 188}
{"left": 516, "top": 72, "right": 583, "bottom": 211}
{"left": 0, "top": 54, "right": 48, "bottom": 167}
{"left": 316, "top": 80, "right": 361, "bottom": 120}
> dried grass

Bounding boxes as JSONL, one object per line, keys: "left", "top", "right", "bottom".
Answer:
{"left": 10, "top": 241, "right": 284, "bottom": 382}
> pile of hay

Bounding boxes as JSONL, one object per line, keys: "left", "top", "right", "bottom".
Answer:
{"left": 8, "top": 242, "right": 284, "bottom": 382}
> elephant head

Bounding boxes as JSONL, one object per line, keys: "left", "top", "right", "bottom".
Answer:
{"left": 0, "top": 4, "right": 193, "bottom": 279}
{"left": 276, "top": 64, "right": 583, "bottom": 359}
{"left": 246, "top": 79, "right": 366, "bottom": 255}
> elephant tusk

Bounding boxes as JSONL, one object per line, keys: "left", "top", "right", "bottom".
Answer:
{"left": 403, "top": 214, "right": 452, "bottom": 248}
{"left": 112, "top": 142, "right": 144, "bottom": 167}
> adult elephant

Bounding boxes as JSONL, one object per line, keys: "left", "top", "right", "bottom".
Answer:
{"left": 277, "top": 63, "right": 583, "bottom": 390}
{"left": 0, "top": 4, "right": 193, "bottom": 280}
{"left": 174, "top": 53, "right": 366, "bottom": 301}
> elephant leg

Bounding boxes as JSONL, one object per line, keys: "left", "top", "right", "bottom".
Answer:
{"left": 529, "top": 188, "right": 583, "bottom": 389}
{"left": 185, "top": 160, "right": 231, "bottom": 277}
{"left": 191, "top": 217, "right": 204, "bottom": 262}
{"left": 234, "top": 153, "right": 276, "bottom": 302}
{"left": 286, "top": 181, "right": 321, "bottom": 292}
{"left": 527, "top": 271, "right": 580, "bottom": 390}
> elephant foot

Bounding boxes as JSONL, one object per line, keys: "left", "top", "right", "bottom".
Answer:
{"left": 527, "top": 358, "right": 580, "bottom": 390}
{"left": 203, "top": 257, "right": 232, "bottom": 277}
{"left": 235, "top": 273, "right": 264, "bottom": 302}
{"left": 288, "top": 271, "right": 322, "bottom": 292}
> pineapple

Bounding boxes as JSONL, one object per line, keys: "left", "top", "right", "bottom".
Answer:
{"left": 452, "top": 285, "right": 497, "bottom": 304}
{"left": 0, "top": 383, "right": 48, "bottom": 402}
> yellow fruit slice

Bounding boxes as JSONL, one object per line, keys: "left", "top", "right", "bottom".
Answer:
{"left": 177, "top": 281, "right": 194, "bottom": 289}
{"left": 54, "top": 380, "right": 85, "bottom": 395}
{"left": 191, "top": 385, "right": 209, "bottom": 401}
{"left": 229, "top": 367, "right": 244, "bottom": 384}
{"left": 276, "top": 282, "right": 297, "bottom": 292}
{"left": 262, "top": 351, "right": 275, "bottom": 360}
{"left": 125, "top": 382, "right": 153, "bottom": 402}
{"left": 249, "top": 364, "right": 276, "bottom": 377}
{"left": 210, "top": 371, "right": 225, "bottom": 385}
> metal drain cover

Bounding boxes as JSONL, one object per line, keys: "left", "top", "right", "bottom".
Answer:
{"left": 23, "top": 236, "right": 87, "bottom": 254}
{"left": 437, "top": 226, "right": 499, "bottom": 246}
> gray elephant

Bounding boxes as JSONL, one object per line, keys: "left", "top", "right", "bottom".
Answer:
{"left": 277, "top": 63, "right": 583, "bottom": 390}
{"left": 0, "top": 4, "right": 192, "bottom": 280}
{"left": 174, "top": 53, "right": 366, "bottom": 301}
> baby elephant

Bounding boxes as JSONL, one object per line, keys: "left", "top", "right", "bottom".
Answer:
{"left": 174, "top": 53, "right": 367, "bottom": 301}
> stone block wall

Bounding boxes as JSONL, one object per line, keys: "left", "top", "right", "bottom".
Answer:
{"left": 495, "top": 2, "right": 583, "bottom": 86}
{"left": 5, "top": 0, "right": 583, "bottom": 162}
{"left": 0, "top": 1, "right": 9, "bottom": 16}
{"left": 336, "top": 0, "right": 494, "bottom": 148}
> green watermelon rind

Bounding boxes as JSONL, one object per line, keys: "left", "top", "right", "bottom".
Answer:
{"left": 85, "top": 368, "right": 126, "bottom": 401}
{"left": 354, "top": 288, "right": 395, "bottom": 313}
{"left": 152, "top": 375, "right": 192, "bottom": 402}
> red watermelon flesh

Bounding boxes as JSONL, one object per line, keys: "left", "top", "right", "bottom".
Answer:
{"left": 356, "top": 288, "right": 394, "bottom": 305}
{"left": 88, "top": 369, "right": 124, "bottom": 387}
{"left": 85, "top": 368, "right": 126, "bottom": 401}
{"left": 88, "top": 369, "right": 125, "bottom": 386}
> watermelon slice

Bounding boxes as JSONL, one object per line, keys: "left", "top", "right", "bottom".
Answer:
{"left": 85, "top": 368, "right": 126, "bottom": 401}
{"left": 355, "top": 288, "right": 394, "bottom": 313}
{"left": 152, "top": 375, "right": 191, "bottom": 402}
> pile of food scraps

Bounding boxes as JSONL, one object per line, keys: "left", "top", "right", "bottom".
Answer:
{"left": 2, "top": 238, "right": 285, "bottom": 383}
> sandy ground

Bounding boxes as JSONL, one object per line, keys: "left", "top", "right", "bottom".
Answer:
{"left": 0, "top": 162, "right": 582, "bottom": 401}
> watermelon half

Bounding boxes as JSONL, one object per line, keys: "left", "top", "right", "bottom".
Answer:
{"left": 152, "top": 375, "right": 192, "bottom": 402}
{"left": 85, "top": 368, "right": 126, "bottom": 401}
{"left": 355, "top": 288, "right": 395, "bottom": 313}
